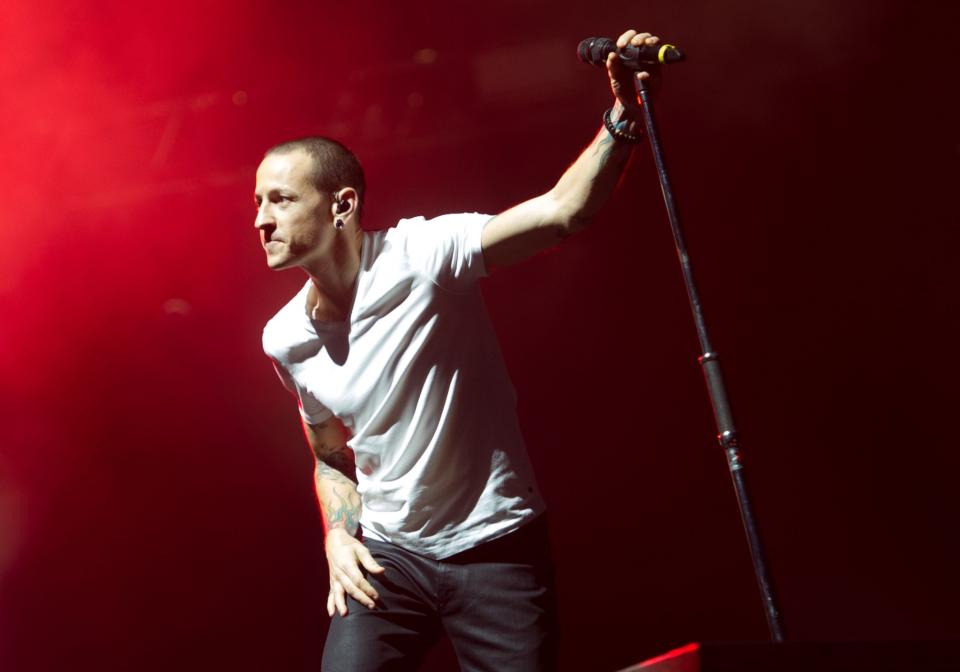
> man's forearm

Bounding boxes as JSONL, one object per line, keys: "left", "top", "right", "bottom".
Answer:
{"left": 303, "top": 419, "right": 363, "bottom": 537}
{"left": 550, "top": 100, "right": 639, "bottom": 230}
{"left": 315, "top": 460, "right": 362, "bottom": 537}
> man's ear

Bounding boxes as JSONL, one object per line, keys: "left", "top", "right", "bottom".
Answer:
{"left": 330, "top": 188, "right": 359, "bottom": 217}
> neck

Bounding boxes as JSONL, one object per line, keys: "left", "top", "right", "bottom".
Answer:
{"left": 304, "top": 226, "right": 364, "bottom": 322}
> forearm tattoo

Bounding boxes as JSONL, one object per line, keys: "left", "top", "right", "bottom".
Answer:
{"left": 313, "top": 436, "right": 362, "bottom": 536}
{"left": 593, "top": 128, "right": 617, "bottom": 164}
{"left": 592, "top": 101, "right": 636, "bottom": 167}
{"left": 324, "top": 487, "right": 361, "bottom": 535}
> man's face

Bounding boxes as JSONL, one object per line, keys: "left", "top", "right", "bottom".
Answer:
{"left": 254, "top": 149, "right": 330, "bottom": 271}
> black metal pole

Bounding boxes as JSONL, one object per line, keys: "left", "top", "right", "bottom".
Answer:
{"left": 634, "top": 76, "right": 786, "bottom": 641}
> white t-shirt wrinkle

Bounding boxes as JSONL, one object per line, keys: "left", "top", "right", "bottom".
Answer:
{"left": 262, "top": 213, "right": 545, "bottom": 559}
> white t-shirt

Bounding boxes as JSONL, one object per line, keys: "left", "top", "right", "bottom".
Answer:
{"left": 262, "top": 213, "right": 545, "bottom": 559}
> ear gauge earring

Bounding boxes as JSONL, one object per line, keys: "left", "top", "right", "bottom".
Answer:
{"left": 332, "top": 193, "right": 350, "bottom": 230}
{"left": 333, "top": 196, "right": 348, "bottom": 230}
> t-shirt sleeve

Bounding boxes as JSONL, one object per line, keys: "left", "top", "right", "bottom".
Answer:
{"left": 270, "top": 359, "right": 334, "bottom": 426}
{"left": 397, "top": 212, "right": 491, "bottom": 292}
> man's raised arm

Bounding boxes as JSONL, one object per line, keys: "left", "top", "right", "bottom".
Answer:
{"left": 481, "top": 29, "right": 659, "bottom": 268}
{"left": 303, "top": 418, "right": 384, "bottom": 617}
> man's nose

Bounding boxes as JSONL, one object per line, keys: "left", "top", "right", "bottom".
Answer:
{"left": 255, "top": 204, "right": 274, "bottom": 229}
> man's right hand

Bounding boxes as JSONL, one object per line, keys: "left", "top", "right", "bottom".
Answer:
{"left": 325, "top": 528, "right": 386, "bottom": 616}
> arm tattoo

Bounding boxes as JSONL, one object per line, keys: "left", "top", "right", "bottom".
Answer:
{"left": 307, "top": 421, "right": 362, "bottom": 537}
{"left": 592, "top": 101, "right": 635, "bottom": 166}
{"left": 592, "top": 131, "right": 617, "bottom": 164}
{"left": 316, "top": 459, "right": 357, "bottom": 487}
{"left": 315, "top": 461, "right": 362, "bottom": 536}
{"left": 324, "top": 489, "right": 361, "bottom": 535}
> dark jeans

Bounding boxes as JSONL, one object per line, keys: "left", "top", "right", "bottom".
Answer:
{"left": 321, "top": 515, "right": 557, "bottom": 672}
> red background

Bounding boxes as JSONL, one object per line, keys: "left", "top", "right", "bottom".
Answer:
{"left": 1, "top": 0, "right": 958, "bottom": 669}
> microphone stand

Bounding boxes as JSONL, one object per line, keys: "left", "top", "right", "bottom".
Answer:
{"left": 633, "top": 76, "right": 786, "bottom": 641}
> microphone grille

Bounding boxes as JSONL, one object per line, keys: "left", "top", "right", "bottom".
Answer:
{"left": 577, "top": 37, "right": 615, "bottom": 65}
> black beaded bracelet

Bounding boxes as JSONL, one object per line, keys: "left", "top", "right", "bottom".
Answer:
{"left": 603, "top": 108, "right": 643, "bottom": 144}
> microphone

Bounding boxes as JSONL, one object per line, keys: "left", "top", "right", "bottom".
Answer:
{"left": 577, "top": 37, "right": 685, "bottom": 69}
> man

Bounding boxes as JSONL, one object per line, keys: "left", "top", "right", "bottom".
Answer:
{"left": 256, "top": 29, "right": 660, "bottom": 672}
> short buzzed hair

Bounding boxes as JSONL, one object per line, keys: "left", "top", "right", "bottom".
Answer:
{"left": 265, "top": 136, "right": 366, "bottom": 214}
